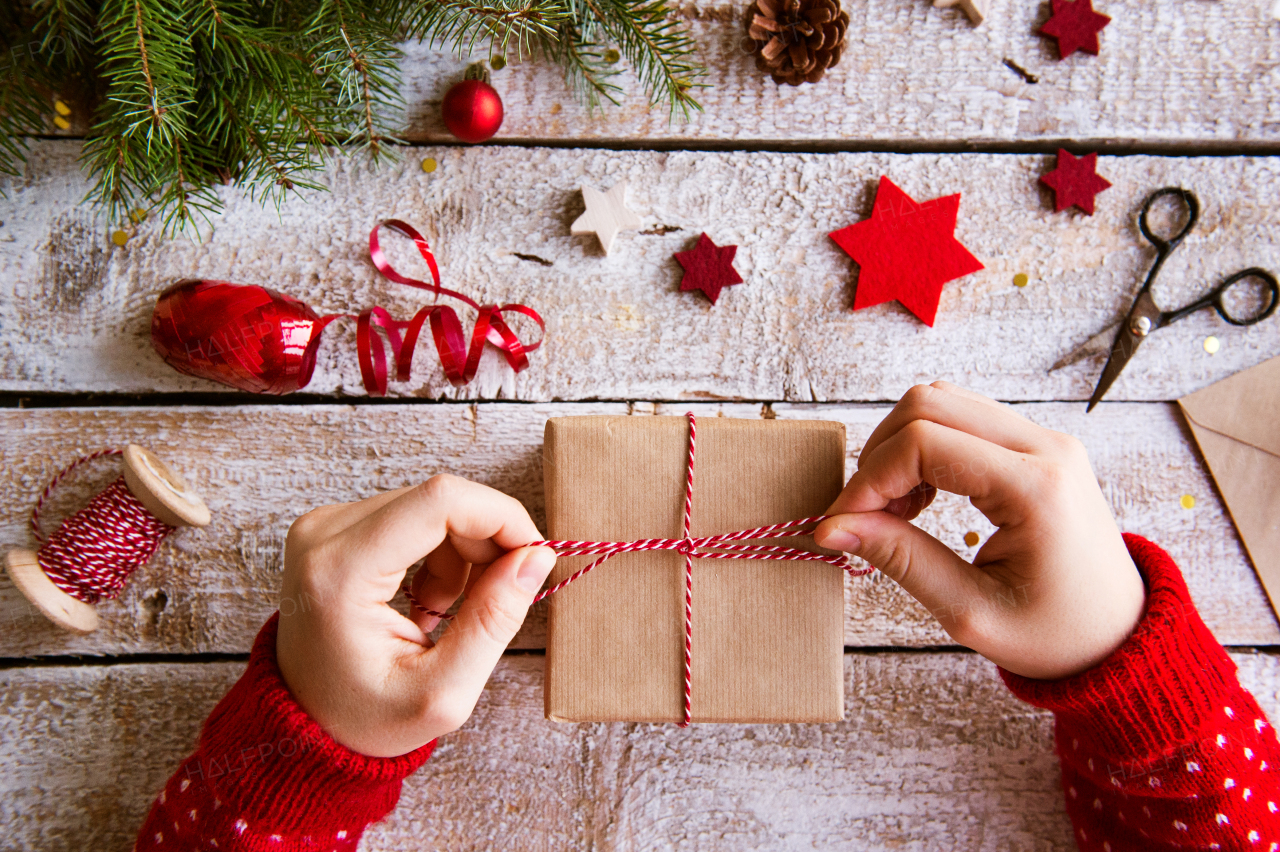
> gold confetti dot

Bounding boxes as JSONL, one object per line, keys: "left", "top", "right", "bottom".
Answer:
{"left": 54, "top": 100, "right": 71, "bottom": 117}
{"left": 604, "top": 48, "right": 621, "bottom": 64}
{"left": 549, "top": 103, "right": 562, "bottom": 115}
{"left": 1203, "top": 336, "right": 1220, "bottom": 355}
{"left": 1013, "top": 273, "right": 1029, "bottom": 288}
{"left": 111, "top": 230, "right": 129, "bottom": 246}
{"left": 490, "top": 55, "right": 507, "bottom": 71}
{"left": 53, "top": 115, "right": 71, "bottom": 130}
{"left": 964, "top": 531, "right": 980, "bottom": 547}
{"left": 128, "top": 208, "right": 148, "bottom": 224}
{"left": 421, "top": 157, "right": 437, "bottom": 173}
{"left": 1180, "top": 494, "right": 1196, "bottom": 510}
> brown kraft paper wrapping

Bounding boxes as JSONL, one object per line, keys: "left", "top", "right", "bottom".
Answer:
{"left": 543, "top": 415, "right": 847, "bottom": 724}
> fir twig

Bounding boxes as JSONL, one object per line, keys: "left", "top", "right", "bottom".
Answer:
{"left": 308, "top": 0, "right": 404, "bottom": 159}
{"left": 0, "top": 56, "right": 45, "bottom": 180}
{"left": 84, "top": 0, "right": 202, "bottom": 224}
{"left": 578, "top": 0, "right": 703, "bottom": 116}
{"left": 0, "top": 4, "right": 60, "bottom": 180}
{"left": 402, "top": 0, "right": 567, "bottom": 58}
{"left": 540, "top": 24, "right": 620, "bottom": 110}
{"left": 190, "top": 0, "right": 335, "bottom": 209}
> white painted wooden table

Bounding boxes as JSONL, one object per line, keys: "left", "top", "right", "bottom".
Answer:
{"left": 3, "top": 2, "right": 1280, "bottom": 849}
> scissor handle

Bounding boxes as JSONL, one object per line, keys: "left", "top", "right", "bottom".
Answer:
{"left": 1138, "top": 187, "right": 1200, "bottom": 253}
{"left": 1161, "top": 267, "right": 1280, "bottom": 327}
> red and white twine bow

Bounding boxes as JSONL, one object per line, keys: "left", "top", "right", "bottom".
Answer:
{"left": 406, "top": 413, "right": 871, "bottom": 727}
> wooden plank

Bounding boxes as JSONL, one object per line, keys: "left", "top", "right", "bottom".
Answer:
{"left": 4, "top": 143, "right": 1279, "bottom": 402}
{"left": 381, "top": 653, "right": 1079, "bottom": 851}
{"left": 33, "top": 2, "right": 1277, "bottom": 149}
{"left": 3, "top": 401, "right": 1275, "bottom": 658}
{"left": 398, "top": 0, "right": 1280, "bottom": 148}
{"left": 4, "top": 652, "right": 1277, "bottom": 852}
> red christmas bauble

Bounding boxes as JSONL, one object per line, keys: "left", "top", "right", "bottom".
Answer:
{"left": 441, "top": 79, "right": 504, "bottom": 143}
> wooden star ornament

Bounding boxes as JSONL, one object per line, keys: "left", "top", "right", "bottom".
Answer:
{"left": 828, "top": 176, "right": 984, "bottom": 327}
{"left": 1039, "top": 0, "right": 1111, "bottom": 59}
{"left": 1039, "top": 149, "right": 1112, "bottom": 215}
{"left": 674, "top": 233, "right": 743, "bottom": 305}
{"left": 571, "top": 182, "right": 641, "bottom": 255}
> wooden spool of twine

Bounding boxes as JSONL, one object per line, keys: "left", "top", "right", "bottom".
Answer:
{"left": 5, "top": 445, "right": 211, "bottom": 634}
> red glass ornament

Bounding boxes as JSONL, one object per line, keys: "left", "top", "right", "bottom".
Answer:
{"left": 151, "top": 280, "right": 333, "bottom": 394}
{"left": 441, "top": 80, "right": 504, "bottom": 143}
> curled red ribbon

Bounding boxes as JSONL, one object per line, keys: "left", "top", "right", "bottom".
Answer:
{"left": 359, "top": 220, "right": 544, "bottom": 394}
{"left": 150, "top": 221, "right": 544, "bottom": 396}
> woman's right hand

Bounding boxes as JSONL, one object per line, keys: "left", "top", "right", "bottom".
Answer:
{"left": 814, "top": 381, "right": 1146, "bottom": 681}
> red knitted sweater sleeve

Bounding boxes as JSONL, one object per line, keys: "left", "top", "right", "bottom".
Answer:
{"left": 1003, "top": 534, "right": 1280, "bottom": 851}
{"left": 133, "top": 613, "right": 434, "bottom": 852}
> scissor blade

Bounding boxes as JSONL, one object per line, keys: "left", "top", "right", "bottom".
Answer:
{"left": 1049, "top": 323, "right": 1121, "bottom": 372}
{"left": 1086, "top": 290, "right": 1163, "bottom": 412}
{"left": 1087, "top": 324, "right": 1146, "bottom": 412}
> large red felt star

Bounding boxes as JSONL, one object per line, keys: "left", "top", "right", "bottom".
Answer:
{"left": 1039, "top": 0, "right": 1111, "bottom": 59}
{"left": 674, "top": 233, "right": 743, "bottom": 305}
{"left": 1039, "top": 149, "right": 1112, "bottom": 215}
{"left": 828, "top": 176, "right": 983, "bottom": 327}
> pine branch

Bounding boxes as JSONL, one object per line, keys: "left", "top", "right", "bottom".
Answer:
{"left": 401, "top": 0, "right": 567, "bottom": 58}
{"left": 0, "top": 4, "right": 65, "bottom": 180}
{"left": 539, "top": 24, "right": 619, "bottom": 111}
{"left": 154, "top": 131, "right": 223, "bottom": 233}
{"left": 307, "top": 0, "right": 404, "bottom": 158}
{"left": 0, "top": 66, "right": 44, "bottom": 180}
{"left": 0, "top": 24, "right": 38, "bottom": 178}
{"left": 578, "top": 0, "right": 703, "bottom": 116}
{"left": 189, "top": 0, "right": 337, "bottom": 206}
{"left": 35, "top": 0, "right": 99, "bottom": 57}
{"left": 85, "top": 0, "right": 199, "bottom": 222}
{"left": 0, "top": 0, "right": 708, "bottom": 229}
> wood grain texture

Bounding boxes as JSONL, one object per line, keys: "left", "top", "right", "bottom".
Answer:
{"left": 394, "top": 0, "right": 1280, "bottom": 146}
{"left": 3, "top": 401, "right": 1275, "bottom": 658}
{"left": 4, "top": 651, "right": 1277, "bottom": 852}
{"left": 3, "top": 142, "right": 1279, "bottom": 402}
{"left": 36, "top": 2, "right": 1279, "bottom": 148}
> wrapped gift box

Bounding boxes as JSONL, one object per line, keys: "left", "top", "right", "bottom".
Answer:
{"left": 543, "top": 415, "right": 847, "bottom": 723}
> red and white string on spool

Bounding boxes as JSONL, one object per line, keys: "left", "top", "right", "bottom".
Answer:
{"left": 5, "top": 445, "right": 211, "bottom": 635}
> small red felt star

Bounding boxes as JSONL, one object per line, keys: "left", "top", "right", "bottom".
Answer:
{"left": 674, "top": 233, "right": 743, "bottom": 305}
{"left": 1039, "top": 0, "right": 1111, "bottom": 59}
{"left": 1039, "top": 149, "right": 1112, "bottom": 215}
{"left": 829, "top": 177, "right": 983, "bottom": 327}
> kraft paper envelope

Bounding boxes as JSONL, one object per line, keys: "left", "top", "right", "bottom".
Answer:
{"left": 1178, "top": 356, "right": 1280, "bottom": 618}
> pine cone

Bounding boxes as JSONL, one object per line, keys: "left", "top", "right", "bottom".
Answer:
{"left": 746, "top": 0, "right": 848, "bottom": 86}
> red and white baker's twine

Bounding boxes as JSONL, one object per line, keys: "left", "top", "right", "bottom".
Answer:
{"left": 30, "top": 450, "right": 175, "bottom": 604}
{"left": 404, "top": 413, "right": 872, "bottom": 727}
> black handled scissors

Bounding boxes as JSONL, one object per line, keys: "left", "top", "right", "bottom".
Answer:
{"left": 1050, "top": 187, "right": 1279, "bottom": 411}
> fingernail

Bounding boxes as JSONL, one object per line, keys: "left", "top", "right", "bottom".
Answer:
{"left": 819, "top": 528, "right": 862, "bottom": 553}
{"left": 516, "top": 546, "right": 557, "bottom": 593}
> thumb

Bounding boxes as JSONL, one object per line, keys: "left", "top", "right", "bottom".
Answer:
{"left": 427, "top": 545, "right": 557, "bottom": 703}
{"left": 815, "top": 512, "right": 976, "bottom": 624}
